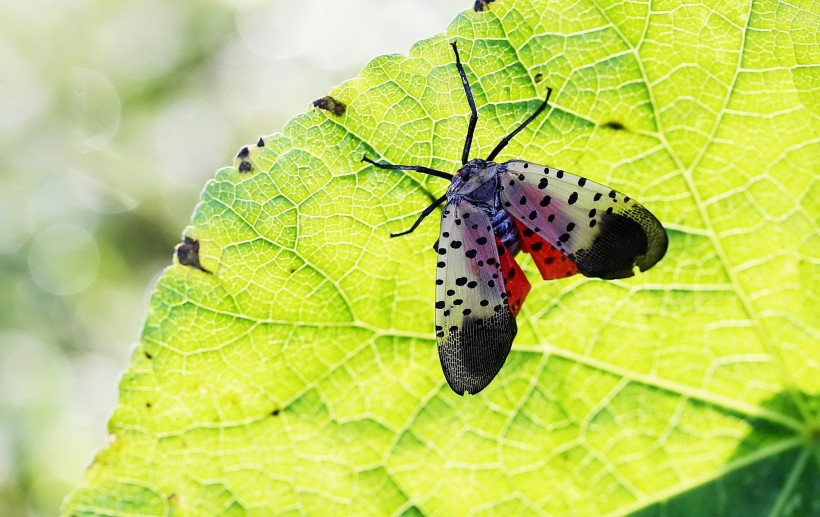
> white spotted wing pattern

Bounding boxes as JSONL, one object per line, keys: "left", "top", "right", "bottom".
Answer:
{"left": 435, "top": 201, "right": 516, "bottom": 396}
{"left": 500, "top": 160, "right": 667, "bottom": 280}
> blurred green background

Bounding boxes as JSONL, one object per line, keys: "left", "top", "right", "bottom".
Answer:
{"left": 0, "top": 1, "right": 465, "bottom": 514}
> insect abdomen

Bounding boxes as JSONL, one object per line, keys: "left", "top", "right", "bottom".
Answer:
{"left": 490, "top": 208, "right": 520, "bottom": 255}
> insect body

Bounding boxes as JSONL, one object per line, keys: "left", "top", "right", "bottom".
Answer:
{"left": 364, "top": 42, "right": 668, "bottom": 395}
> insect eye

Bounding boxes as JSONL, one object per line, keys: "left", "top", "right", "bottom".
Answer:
{"left": 461, "top": 169, "right": 471, "bottom": 181}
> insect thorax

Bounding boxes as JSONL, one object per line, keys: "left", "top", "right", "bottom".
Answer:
{"left": 449, "top": 159, "right": 521, "bottom": 255}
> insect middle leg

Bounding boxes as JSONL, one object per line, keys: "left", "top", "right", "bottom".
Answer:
{"left": 390, "top": 194, "right": 448, "bottom": 238}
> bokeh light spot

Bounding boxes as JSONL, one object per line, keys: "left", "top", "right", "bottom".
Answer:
{"left": 28, "top": 225, "right": 100, "bottom": 296}
{"left": 69, "top": 68, "right": 121, "bottom": 151}
{"left": 152, "top": 99, "right": 230, "bottom": 182}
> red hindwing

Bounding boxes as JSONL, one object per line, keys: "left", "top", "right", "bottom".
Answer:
{"left": 512, "top": 218, "right": 579, "bottom": 280}
{"left": 496, "top": 237, "right": 531, "bottom": 317}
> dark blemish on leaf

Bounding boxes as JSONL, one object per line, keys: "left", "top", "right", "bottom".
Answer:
{"left": 312, "top": 95, "right": 346, "bottom": 116}
{"left": 257, "top": 138, "right": 265, "bottom": 147}
{"left": 236, "top": 146, "right": 249, "bottom": 159}
{"left": 238, "top": 160, "right": 252, "bottom": 173}
{"left": 145, "top": 402, "right": 152, "bottom": 408}
{"left": 176, "top": 236, "right": 210, "bottom": 273}
{"left": 144, "top": 351, "right": 153, "bottom": 359}
{"left": 474, "top": 0, "right": 496, "bottom": 11}
{"left": 271, "top": 408, "right": 281, "bottom": 416}
{"left": 603, "top": 120, "right": 626, "bottom": 130}
{"left": 534, "top": 73, "right": 543, "bottom": 83}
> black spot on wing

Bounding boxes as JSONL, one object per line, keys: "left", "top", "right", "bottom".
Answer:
{"left": 438, "top": 309, "right": 516, "bottom": 395}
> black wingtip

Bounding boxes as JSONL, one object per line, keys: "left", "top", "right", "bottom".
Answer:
{"left": 439, "top": 361, "right": 465, "bottom": 396}
{"left": 574, "top": 207, "right": 668, "bottom": 280}
{"left": 438, "top": 312, "right": 516, "bottom": 396}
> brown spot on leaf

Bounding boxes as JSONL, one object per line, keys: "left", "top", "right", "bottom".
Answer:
{"left": 238, "top": 160, "right": 252, "bottom": 173}
{"left": 603, "top": 120, "right": 626, "bottom": 130}
{"left": 474, "top": 0, "right": 496, "bottom": 11}
{"left": 176, "top": 237, "right": 210, "bottom": 273}
{"left": 312, "top": 95, "right": 346, "bottom": 116}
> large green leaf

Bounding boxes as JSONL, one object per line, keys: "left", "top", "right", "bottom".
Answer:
{"left": 64, "top": 0, "right": 819, "bottom": 515}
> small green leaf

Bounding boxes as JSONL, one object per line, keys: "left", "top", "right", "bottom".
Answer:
{"left": 64, "top": 1, "right": 819, "bottom": 515}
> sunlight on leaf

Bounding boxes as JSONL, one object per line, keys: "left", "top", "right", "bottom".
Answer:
{"left": 64, "top": 0, "right": 818, "bottom": 515}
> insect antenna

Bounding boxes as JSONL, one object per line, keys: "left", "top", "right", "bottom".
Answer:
{"left": 390, "top": 193, "right": 448, "bottom": 238}
{"left": 362, "top": 156, "right": 454, "bottom": 181}
{"left": 486, "top": 87, "right": 553, "bottom": 162}
{"left": 451, "top": 42, "right": 479, "bottom": 166}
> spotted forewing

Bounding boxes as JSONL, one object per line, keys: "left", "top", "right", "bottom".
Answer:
{"left": 434, "top": 203, "right": 518, "bottom": 395}
{"left": 500, "top": 160, "right": 667, "bottom": 280}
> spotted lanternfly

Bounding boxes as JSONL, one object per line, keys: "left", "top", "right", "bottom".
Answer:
{"left": 363, "top": 42, "right": 668, "bottom": 395}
